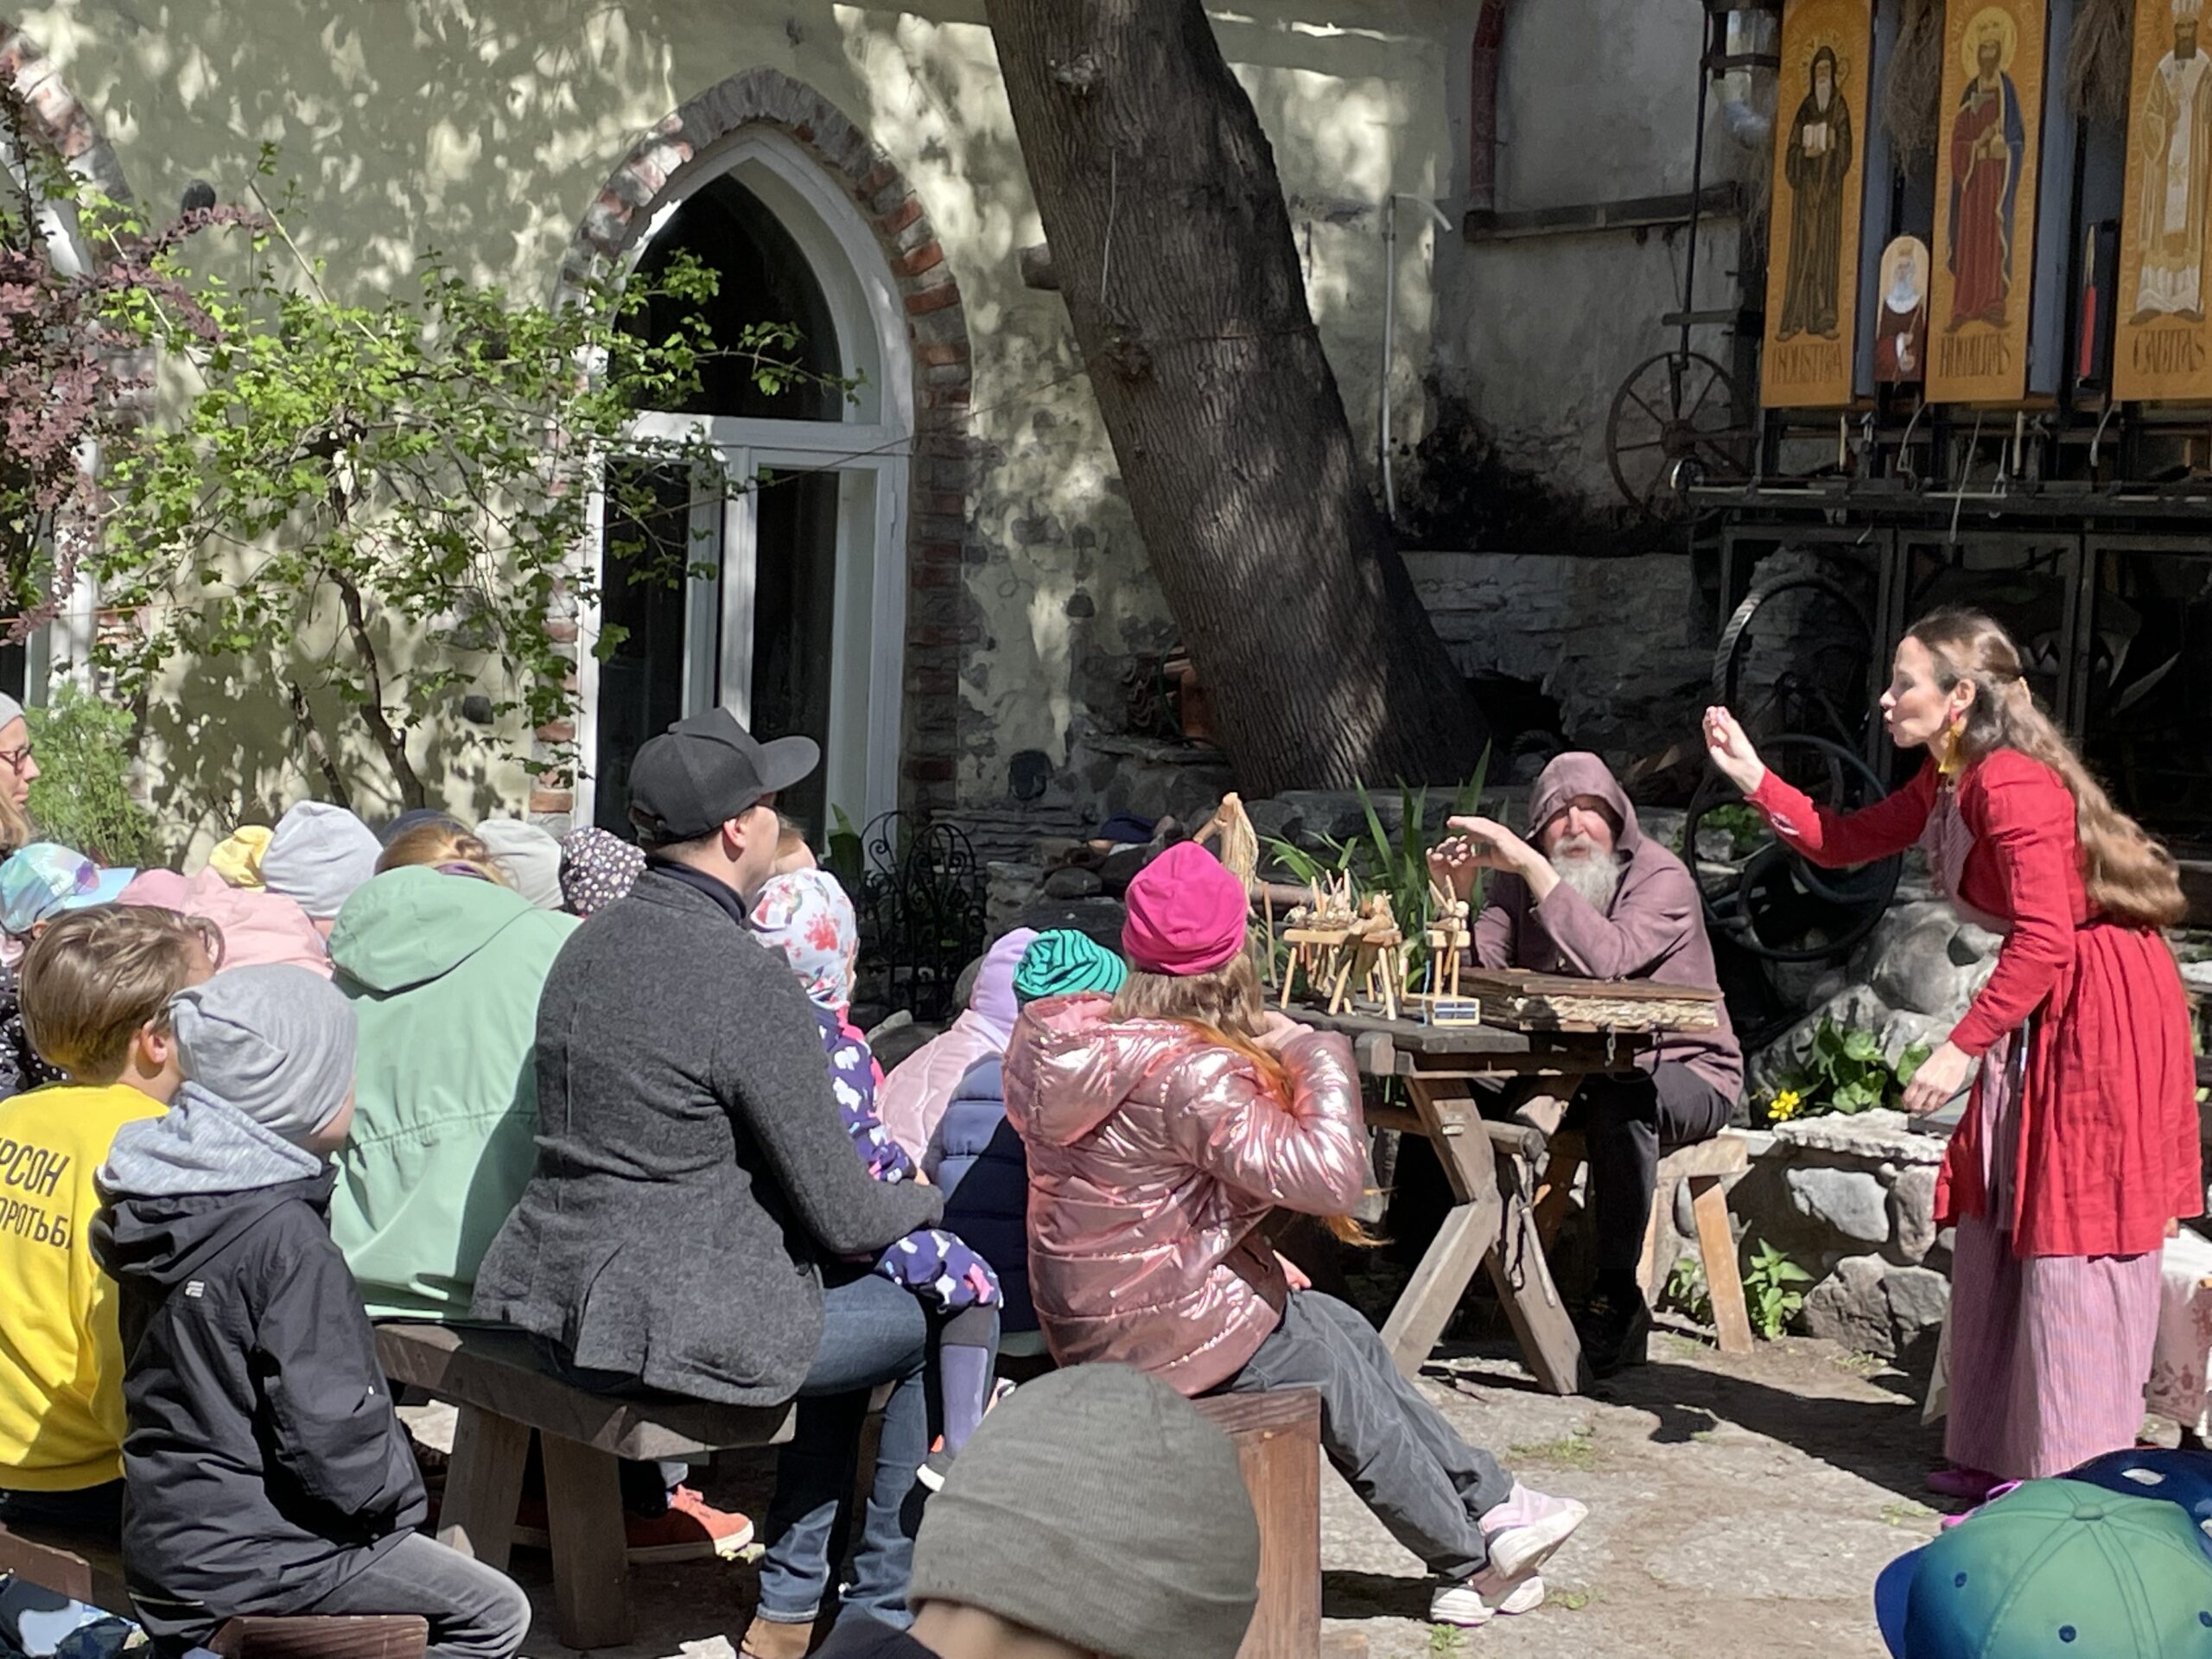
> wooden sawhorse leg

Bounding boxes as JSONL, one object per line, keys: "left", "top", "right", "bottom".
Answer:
{"left": 541, "top": 1434, "right": 633, "bottom": 1650}
{"left": 1380, "top": 1069, "right": 1586, "bottom": 1394}
{"left": 435, "top": 1404, "right": 528, "bottom": 1572}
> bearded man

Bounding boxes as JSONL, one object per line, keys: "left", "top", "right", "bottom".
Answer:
{"left": 1432, "top": 753, "right": 1742, "bottom": 1374}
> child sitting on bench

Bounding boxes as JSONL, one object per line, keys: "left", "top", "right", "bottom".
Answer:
{"left": 749, "top": 855, "right": 1001, "bottom": 1491}
{"left": 0, "top": 906, "right": 215, "bottom": 1545}
{"left": 93, "top": 965, "right": 531, "bottom": 1659}
{"left": 1003, "top": 842, "right": 1592, "bottom": 1630}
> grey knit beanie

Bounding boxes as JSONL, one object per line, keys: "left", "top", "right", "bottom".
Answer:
{"left": 261, "top": 801, "right": 382, "bottom": 920}
{"left": 170, "top": 964, "right": 358, "bottom": 1141}
{"left": 908, "top": 1364, "right": 1259, "bottom": 1659}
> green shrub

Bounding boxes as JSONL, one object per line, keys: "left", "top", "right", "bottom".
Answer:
{"left": 1758, "top": 1016, "right": 1930, "bottom": 1126}
{"left": 25, "top": 683, "right": 160, "bottom": 866}
{"left": 1744, "top": 1239, "right": 1813, "bottom": 1339}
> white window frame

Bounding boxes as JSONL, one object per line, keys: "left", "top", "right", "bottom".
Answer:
{"left": 575, "top": 127, "right": 914, "bottom": 832}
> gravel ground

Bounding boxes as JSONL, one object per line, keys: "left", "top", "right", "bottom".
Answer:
{"left": 429, "top": 1323, "right": 1946, "bottom": 1659}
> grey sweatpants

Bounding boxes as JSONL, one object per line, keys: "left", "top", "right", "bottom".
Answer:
{"left": 292, "top": 1533, "right": 531, "bottom": 1659}
{"left": 1217, "top": 1291, "right": 1514, "bottom": 1580}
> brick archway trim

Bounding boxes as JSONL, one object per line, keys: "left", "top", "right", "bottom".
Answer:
{"left": 543, "top": 69, "right": 975, "bottom": 824}
{"left": 0, "top": 24, "right": 137, "bottom": 213}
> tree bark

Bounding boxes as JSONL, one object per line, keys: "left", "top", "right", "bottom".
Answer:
{"left": 984, "top": 1, "right": 1488, "bottom": 793}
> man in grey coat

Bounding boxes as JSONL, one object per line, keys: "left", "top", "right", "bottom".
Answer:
{"left": 474, "top": 709, "right": 948, "bottom": 1651}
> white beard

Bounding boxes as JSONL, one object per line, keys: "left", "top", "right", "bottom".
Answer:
{"left": 1550, "top": 842, "right": 1622, "bottom": 912}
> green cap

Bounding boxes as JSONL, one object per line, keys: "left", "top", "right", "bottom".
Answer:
{"left": 1013, "top": 928, "right": 1128, "bottom": 1004}
{"left": 1878, "top": 1478, "right": 2212, "bottom": 1658}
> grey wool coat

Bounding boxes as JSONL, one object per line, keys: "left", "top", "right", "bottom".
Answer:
{"left": 472, "top": 866, "right": 943, "bottom": 1404}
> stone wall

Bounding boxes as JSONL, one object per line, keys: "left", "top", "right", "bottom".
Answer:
{"left": 1404, "top": 550, "right": 1717, "bottom": 775}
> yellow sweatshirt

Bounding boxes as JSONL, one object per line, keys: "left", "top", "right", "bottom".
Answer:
{"left": 0, "top": 1081, "right": 167, "bottom": 1490}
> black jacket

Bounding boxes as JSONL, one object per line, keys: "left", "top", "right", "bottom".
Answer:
{"left": 472, "top": 867, "right": 941, "bottom": 1404}
{"left": 91, "top": 1168, "right": 427, "bottom": 1649}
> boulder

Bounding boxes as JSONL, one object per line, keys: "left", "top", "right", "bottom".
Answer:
{"left": 1802, "top": 1253, "right": 1950, "bottom": 1360}
{"left": 1042, "top": 865, "right": 1104, "bottom": 900}
{"left": 1242, "top": 798, "right": 1306, "bottom": 846}
{"left": 1783, "top": 1165, "right": 1891, "bottom": 1246}
{"left": 1097, "top": 842, "right": 1154, "bottom": 897}
{"left": 1011, "top": 895, "right": 1127, "bottom": 950}
{"left": 986, "top": 861, "right": 1045, "bottom": 937}
{"left": 1889, "top": 1165, "right": 1938, "bottom": 1264}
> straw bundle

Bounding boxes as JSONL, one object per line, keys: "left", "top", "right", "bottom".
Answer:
{"left": 1882, "top": 0, "right": 1947, "bottom": 163}
{"left": 2064, "top": 0, "right": 2133, "bottom": 124}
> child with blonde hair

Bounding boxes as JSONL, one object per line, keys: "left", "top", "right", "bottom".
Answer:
{"left": 0, "top": 906, "right": 216, "bottom": 1541}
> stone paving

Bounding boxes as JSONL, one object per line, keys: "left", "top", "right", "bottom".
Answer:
{"left": 474, "top": 1325, "right": 1945, "bottom": 1659}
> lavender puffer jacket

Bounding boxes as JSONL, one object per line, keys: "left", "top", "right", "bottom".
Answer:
{"left": 1002, "top": 995, "right": 1368, "bottom": 1396}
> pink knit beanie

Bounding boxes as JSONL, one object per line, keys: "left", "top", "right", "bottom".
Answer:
{"left": 1121, "top": 842, "right": 1249, "bottom": 977}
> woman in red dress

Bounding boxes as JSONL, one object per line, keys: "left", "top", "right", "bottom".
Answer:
{"left": 1705, "top": 608, "right": 2198, "bottom": 1495}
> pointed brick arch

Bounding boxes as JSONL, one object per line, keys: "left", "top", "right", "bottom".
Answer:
{"left": 556, "top": 70, "right": 976, "bottom": 823}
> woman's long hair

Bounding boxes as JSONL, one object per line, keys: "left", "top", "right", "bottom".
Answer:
{"left": 1112, "top": 943, "right": 1378, "bottom": 1245}
{"left": 1908, "top": 607, "right": 2188, "bottom": 927}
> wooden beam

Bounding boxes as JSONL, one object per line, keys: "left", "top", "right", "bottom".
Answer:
{"left": 1463, "top": 182, "right": 1743, "bottom": 244}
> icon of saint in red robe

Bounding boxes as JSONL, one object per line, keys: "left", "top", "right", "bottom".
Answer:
{"left": 1947, "top": 28, "right": 2025, "bottom": 331}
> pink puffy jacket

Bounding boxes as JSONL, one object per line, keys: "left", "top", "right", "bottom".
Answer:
{"left": 1002, "top": 994, "right": 1368, "bottom": 1396}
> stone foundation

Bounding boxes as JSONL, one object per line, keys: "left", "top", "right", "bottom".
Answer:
{"left": 1643, "top": 1109, "right": 1950, "bottom": 1365}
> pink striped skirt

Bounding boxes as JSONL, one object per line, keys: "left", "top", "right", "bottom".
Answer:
{"left": 1943, "top": 1211, "right": 2161, "bottom": 1480}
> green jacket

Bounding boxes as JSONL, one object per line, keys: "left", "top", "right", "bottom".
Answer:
{"left": 327, "top": 866, "right": 576, "bottom": 1319}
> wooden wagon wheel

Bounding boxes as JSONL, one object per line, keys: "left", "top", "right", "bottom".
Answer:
{"left": 1605, "top": 350, "right": 1752, "bottom": 518}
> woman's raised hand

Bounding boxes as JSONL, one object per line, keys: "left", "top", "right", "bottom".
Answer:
{"left": 1702, "top": 706, "right": 1768, "bottom": 795}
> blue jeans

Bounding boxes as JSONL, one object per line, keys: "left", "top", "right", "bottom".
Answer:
{"left": 754, "top": 1270, "right": 935, "bottom": 1630}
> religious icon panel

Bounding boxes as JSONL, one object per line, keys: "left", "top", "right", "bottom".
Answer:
{"left": 2116, "top": 0, "right": 2212, "bottom": 400}
{"left": 1928, "top": 1, "right": 2047, "bottom": 403}
{"left": 1874, "top": 236, "right": 1932, "bottom": 385}
{"left": 1762, "top": 0, "right": 1874, "bottom": 409}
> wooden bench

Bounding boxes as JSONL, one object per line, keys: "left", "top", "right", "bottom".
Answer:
{"left": 0, "top": 1526, "right": 425, "bottom": 1659}
{"left": 375, "top": 1323, "right": 792, "bottom": 1651}
{"left": 1535, "top": 1128, "right": 1754, "bottom": 1357}
{"left": 1190, "top": 1389, "right": 1346, "bottom": 1659}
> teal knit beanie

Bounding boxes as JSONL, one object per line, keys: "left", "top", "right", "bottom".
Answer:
{"left": 1013, "top": 928, "right": 1128, "bottom": 1004}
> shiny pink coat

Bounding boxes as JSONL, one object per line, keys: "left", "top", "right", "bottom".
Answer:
{"left": 1002, "top": 995, "right": 1368, "bottom": 1396}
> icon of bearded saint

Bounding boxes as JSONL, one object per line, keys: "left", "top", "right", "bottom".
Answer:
{"left": 1947, "top": 13, "right": 2025, "bottom": 331}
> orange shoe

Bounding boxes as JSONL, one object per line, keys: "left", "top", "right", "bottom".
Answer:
{"left": 512, "top": 1486, "right": 755, "bottom": 1563}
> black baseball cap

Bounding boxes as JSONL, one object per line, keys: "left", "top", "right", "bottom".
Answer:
{"left": 626, "top": 708, "right": 819, "bottom": 844}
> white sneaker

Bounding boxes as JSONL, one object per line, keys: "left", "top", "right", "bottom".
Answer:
{"left": 1478, "top": 1481, "right": 1589, "bottom": 1580}
{"left": 1429, "top": 1570, "right": 1547, "bottom": 1626}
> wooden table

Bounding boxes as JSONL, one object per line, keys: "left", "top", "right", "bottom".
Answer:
{"left": 1287, "top": 1007, "right": 1654, "bottom": 1395}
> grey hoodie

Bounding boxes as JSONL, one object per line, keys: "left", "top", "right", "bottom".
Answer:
{"left": 1473, "top": 752, "right": 1743, "bottom": 1099}
{"left": 101, "top": 1082, "right": 326, "bottom": 1198}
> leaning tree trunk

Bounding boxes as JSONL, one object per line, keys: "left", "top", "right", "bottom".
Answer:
{"left": 985, "top": 0, "right": 1490, "bottom": 794}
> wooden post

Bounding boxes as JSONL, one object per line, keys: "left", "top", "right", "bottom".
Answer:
{"left": 1192, "top": 1391, "right": 1323, "bottom": 1659}
{"left": 435, "top": 1405, "right": 530, "bottom": 1572}
{"left": 540, "top": 1435, "right": 633, "bottom": 1649}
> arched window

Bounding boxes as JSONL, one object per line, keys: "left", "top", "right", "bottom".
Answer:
{"left": 582, "top": 129, "right": 912, "bottom": 841}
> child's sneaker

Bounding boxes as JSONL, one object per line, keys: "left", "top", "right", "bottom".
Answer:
{"left": 1429, "top": 1570, "right": 1547, "bottom": 1626}
{"left": 1478, "top": 1482, "right": 1588, "bottom": 1580}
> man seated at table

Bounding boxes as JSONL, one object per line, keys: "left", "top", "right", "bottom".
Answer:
{"left": 1431, "top": 752, "right": 1742, "bottom": 1375}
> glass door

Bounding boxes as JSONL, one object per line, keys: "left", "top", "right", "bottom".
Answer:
{"left": 588, "top": 435, "right": 901, "bottom": 842}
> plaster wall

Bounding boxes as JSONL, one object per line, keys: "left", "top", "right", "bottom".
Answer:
{"left": 1431, "top": 1, "right": 1760, "bottom": 509}
{"left": 22, "top": 0, "right": 1455, "bottom": 838}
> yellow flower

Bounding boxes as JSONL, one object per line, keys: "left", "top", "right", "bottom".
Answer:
{"left": 1768, "top": 1089, "right": 1803, "bottom": 1122}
